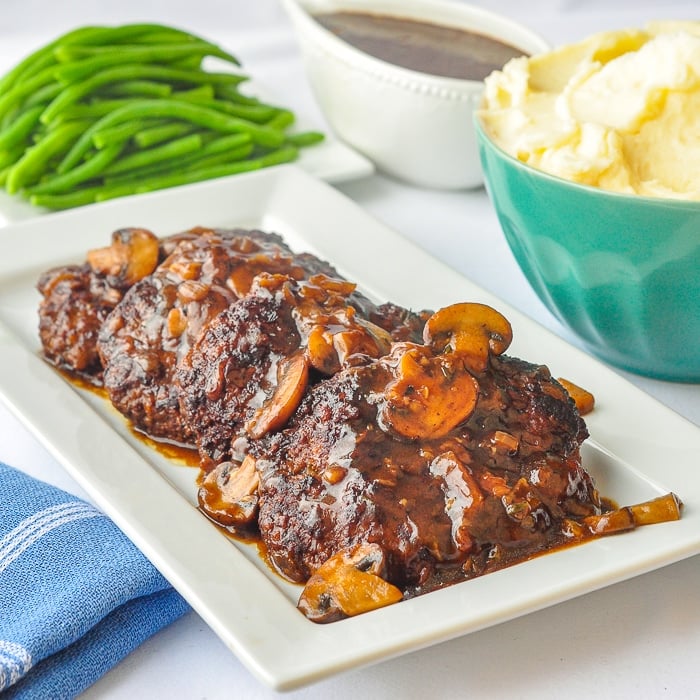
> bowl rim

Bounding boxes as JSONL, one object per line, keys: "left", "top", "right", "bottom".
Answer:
{"left": 281, "top": 0, "right": 551, "bottom": 94}
{"left": 474, "top": 114, "right": 700, "bottom": 209}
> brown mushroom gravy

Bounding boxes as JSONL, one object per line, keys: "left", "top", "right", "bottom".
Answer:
{"left": 314, "top": 11, "right": 528, "bottom": 81}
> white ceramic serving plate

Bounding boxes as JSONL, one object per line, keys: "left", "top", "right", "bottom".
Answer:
{"left": 282, "top": 0, "right": 549, "bottom": 189}
{"left": 0, "top": 165, "right": 699, "bottom": 691}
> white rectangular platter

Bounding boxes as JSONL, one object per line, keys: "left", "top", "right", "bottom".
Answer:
{"left": 0, "top": 165, "right": 699, "bottom": 691}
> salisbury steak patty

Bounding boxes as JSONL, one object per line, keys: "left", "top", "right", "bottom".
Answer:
{"left": 38, "top": 263, "right": 124, "bottom": 380}
{"left": 97, "top": 227, "right": 343, "bottom": 442}
{"left": 252, "top": 341, "right": 594, "bottom": 589}
{"left": 37, "top": 227, "right": 166, "bottom": 380}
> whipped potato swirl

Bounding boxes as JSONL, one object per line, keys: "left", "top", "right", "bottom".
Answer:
{"left": 479, "top": 21, "right": 700, "bottom": 200}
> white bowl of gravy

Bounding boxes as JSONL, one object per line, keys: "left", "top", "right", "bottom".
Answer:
{"left": 282, "top": 0, "right": 549, "bottom": 189}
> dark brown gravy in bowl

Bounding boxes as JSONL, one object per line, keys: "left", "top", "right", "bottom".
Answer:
{"left": 314, "top": 11, "right": 527, "bottom": 81}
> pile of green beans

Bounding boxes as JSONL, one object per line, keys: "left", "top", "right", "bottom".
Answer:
{"left": 0, "top": 23, "right": 324, "bottom": 210}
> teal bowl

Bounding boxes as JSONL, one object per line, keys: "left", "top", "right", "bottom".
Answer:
{"left": 475, "top": 118, "right": 700, "bottom": 382}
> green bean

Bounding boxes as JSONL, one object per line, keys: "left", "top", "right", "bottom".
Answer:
{"left": 91, "top": 118, "right": 161, "bottom": 149}
{"left": 24, "top": 82, "right": 64, "bottom": 107}
{"left": 214, "top": 84, "right": 261, "bottom": 105}
{"left": 266, "top": 110, "right": 295, "bottom": 131}
{"left": 50, "top": 90, "right": 210, "bottom": 125}
{"left": 29, "top": 141, "right": 123, "bottom": 195}
{"left": 30, "top": 144, "right": 297, "bottom": 210}
{"left": 81, "top": 24, "right": 205, "bottom": 42}
{"left": 171, "top": 85, "right": 216, "bottom": 102}
{"left": 0, "top": 24, "right": 204, "bottom": 94}
{"left": 0, "top": 105, "right": 44, "bottom": 151}
{"left": 187, "top": 131, "right": 253, "bottom": 157}
{"left": 124, "top": 30, "right": 203, "bottom": 45}
{"left": 0, "top": 146, "right": 25, "bottom": 171}
{"left": 103, "top": 133, "right": 203, "bottom": 175}
{"left": 53, "top": 55, "right": 246, "bottom": 87}
{"left": 46, "top": 99, "right": 135, "bottom": 124}
{"left": 51, "top": 25, "right": 206, "bottom": 56}
{"left": 59, "top": 24, "right": 196, "bottom": 47}
{"left": 42, "top": 65, "right": 248, "bottom": 123}
{"left": 261, "top": 146, "right": 299, "bottom": 165}
{"left": 0, "top": 63, "right": 62, "bottom": 122}
{"left": 0, "top": 25, "right": 104, "bottom": 94}
{"left": 5, "top": 120, "right": 91, "bottom": 193}
{"left": 104, "top": 132, "right": 252, "bottom": 183}
{"left": 97, "top": 144, "right": 297, "bottom": 199}
{"left": 1, "top": 107, "right": 20, "bottom": 131}
{"left": 30, "top": 186, "right": 102, "bottom": 210}
{"left": 59, "top": 98, "right": 284, "bottom": 173}
{"left": 170, "top": 144, "right": 256, "bottom": 172}
{"left": 54, "top": 41, "right": 240, "bottom": 67}
{"left": 102, "top": 141, "right": 255, "bottom": 188}
{"left": 196, "top": 99, "right": 278, "bottom": 123}
{"left": 133, "top": 122, "right": 199, "bottom": 148}
{"left": 0, "top": 48, "right": 56, "bottom": 96}
{"left": 102, "top": 80, "right": 173, "bottom": 99}
{"left": 0, "top": 26, "right": 188, "bottom": 110}
{"left": 286, "top": 131, "right": 325, "bottom": 147}
{"left": 163, "top": 55, "right": 204, "bottom": 71}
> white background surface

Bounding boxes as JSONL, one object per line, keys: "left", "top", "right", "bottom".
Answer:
{"left": 1, "top": 1, "right": 699, "bottom": 698}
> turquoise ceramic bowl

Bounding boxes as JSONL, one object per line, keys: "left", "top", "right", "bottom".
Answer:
{"left": 475, "top": 118, "right": 700, "bottom": 382}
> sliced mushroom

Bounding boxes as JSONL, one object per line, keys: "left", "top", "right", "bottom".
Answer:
{"left": 305, "top": 317, "right": 393, "bottom": 375}
{"left": 629, "top": 492, "right": 683, "bottom": 525}
{"left": 353, "top": 316, "right": 393, "bottom": 353}
{"left": 423, "top": 302, "right": 513, "bottom": 373}
{"left": 198, "top": 455, "right": 260, "bottom": 528}
{"left": 333, "top": 325, "right": 390, "bottom": 366}
{"left": 86, "top": 227, "right": 159, "bottom": 286}
{"left": 378, "top": 345, "right": 479, "bottom": 440}
{"left": 306, "top": 324, "right": 338, "bottom": 374}
{"left": 297, "top": 542, "right": 403, "bottom": 623}
{"left": 245, "top": 351, "right": 309, "bottom": 439}
{"left": 557, "top": 377, "right": 595, "bottom": 415}
{"left": 300, "top": 273, "right": 358, "bottom": 300}
{"left": 580, "top": 492, "right": 682, "bottom": 536}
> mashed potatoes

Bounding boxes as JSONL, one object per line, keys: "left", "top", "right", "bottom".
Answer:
{"left": 479, "top": 21, "right": 700, "bottom": 200}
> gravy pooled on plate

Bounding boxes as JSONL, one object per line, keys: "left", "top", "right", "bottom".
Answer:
{"left": 314, "top": 11, "right": 526, "bottom": 81}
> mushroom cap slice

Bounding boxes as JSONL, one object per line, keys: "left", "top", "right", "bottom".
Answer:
{"left": 377, "top": 345, "right": 479, "bottom": 440}
{"left": 198, "top": 455, "right": 260, "bottom": 528}
{"left": 245, "top": 351, "right": 310, "bottom": 439}
{"left": 87, "top": 227, "right": 159, "bottom": 286}
{"left": 297, "top": 543, "right": 403, "bottom": 623}
{"left": 423, "top": 302, "right": 513, "bottom": 373}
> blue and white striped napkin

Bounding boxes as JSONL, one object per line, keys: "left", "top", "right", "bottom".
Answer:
{"left": 0, "top": 462, "right": 190, "bottom": 699}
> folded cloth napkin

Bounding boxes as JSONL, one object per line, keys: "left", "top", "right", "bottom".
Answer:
{"left": 0, "top": 462, "right": 190, "bottom": 699}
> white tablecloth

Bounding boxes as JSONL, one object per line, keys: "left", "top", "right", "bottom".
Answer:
{"left": 1, "top": 2, "right": 699, "bottom": 698}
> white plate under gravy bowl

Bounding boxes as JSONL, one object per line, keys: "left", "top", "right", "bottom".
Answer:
{"left": 0, "top": 165, "right": 698, "bottom": 690}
